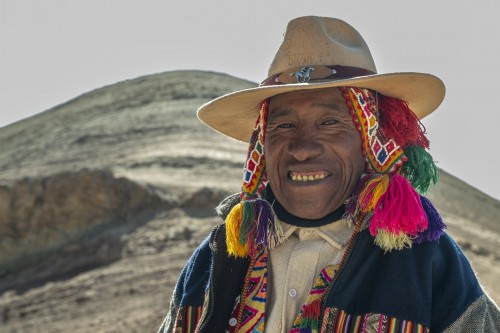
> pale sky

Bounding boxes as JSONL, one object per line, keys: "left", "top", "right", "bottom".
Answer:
{"left": 1, "top": 0, "right": 500, "bottom": 200}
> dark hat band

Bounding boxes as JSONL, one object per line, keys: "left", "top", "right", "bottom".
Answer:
{"left": 260, "top": 65, "right": 376, "bottom": 86}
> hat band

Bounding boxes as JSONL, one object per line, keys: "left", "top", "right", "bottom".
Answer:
{"left": 260, "top": 65, "right": 376, "bottom": 86}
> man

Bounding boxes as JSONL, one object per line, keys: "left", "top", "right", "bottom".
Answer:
{"left": 158, "top": 16, "right": 500, "bottom": 332}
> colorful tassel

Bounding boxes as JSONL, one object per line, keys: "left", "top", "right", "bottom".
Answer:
{"left": 238, "top": 202, "right": 255, "bottom": 244}
{"left": 344, "top": 174, "right": 371, "bottom": 219}
{"left": 378, "top": 94, "right": 430, "bottom": 149}
{"left": 369, "top": 173, "right": 428, "bottom": 239}
{"left": 402, "top": 145, "right": 439, "bottom": 194}
{"left": 255, "top": 199, "right": 283, "bottom": 248}
{"left": 226, "top": 203, "right": 248, "bottom": 257}
{"left": 358, "top": 174, "right": 390, "bottom": 212}
{"left": 225, "top": 198, "right": 282, "bottom": 258}
{"left": 374, "top": 230, "right": 413, "bottom": 251}
{"left": 299, "top": 299, "right": 322, "bottom": 332}
{"left": 415, "top": 196, "right": 446, "bottom": 243}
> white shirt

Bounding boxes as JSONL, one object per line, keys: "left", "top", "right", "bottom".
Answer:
{"left": 265, "top": 218, "right": 354, "bottom": 333}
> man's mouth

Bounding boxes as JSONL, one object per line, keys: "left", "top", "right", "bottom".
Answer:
{"left": 288, "top": 171, "right": 329, "bottom": 182}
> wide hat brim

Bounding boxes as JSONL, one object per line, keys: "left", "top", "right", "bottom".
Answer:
{"left": 197, "top": 72, "right": 445, "bottom": 143}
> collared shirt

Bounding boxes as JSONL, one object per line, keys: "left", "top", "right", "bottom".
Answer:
{"left": 265, "top": 218, "right": 355, "bottom": 333}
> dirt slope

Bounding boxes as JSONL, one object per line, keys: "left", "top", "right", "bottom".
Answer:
{"left": 0, "top": 70, "right": 498, "bottom": 333}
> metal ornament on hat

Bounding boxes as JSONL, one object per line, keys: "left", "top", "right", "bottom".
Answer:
{"left": 260, "top": 65, "right": 375, "bottom": 86}
{"left": 290, "top": 65, "right": 315, "bottom": 83}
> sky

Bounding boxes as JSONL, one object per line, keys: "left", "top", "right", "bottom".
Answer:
{"left": 1, "top": 0, "right": 500, "bottom": 200}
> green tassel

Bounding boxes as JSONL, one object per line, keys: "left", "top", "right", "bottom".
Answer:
{"left": 239, "top": 201, "right": 255, "bottom": 245}
{"left": 402, "top": 145, "right": 439, "bottom": 194}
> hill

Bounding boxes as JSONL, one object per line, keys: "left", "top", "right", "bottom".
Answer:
{"left": 0, "top": 70, "right": 498, "bottom": 332}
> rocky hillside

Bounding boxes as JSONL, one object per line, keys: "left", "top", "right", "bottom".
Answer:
{"left": 0, "top": 71, "right": 498, "bottom": 333}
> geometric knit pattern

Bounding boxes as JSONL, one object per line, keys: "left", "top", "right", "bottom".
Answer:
{"left": 290, "top": 264, "right": 338, "bottom": 332}
{"left": 344, "top": 87, "right": 405, "bottom": 174}
{"left": 226, "top": 251, "right": 268, "bottom": 333}
{"left": 320, "top": 307, "right": 430, "bottom": 332}
{"left": 241, "top": 101, "right": 269, "bottom": 199}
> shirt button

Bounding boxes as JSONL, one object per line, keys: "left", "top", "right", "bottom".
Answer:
{"left": 229, "top": 318, "right": 237, "bottom": 326}
{"left": 289, "top": 288, "right": 297, "bottom": 298}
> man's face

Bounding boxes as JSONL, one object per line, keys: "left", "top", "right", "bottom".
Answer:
{"left": 265, "top": 87, "right": 365, "bottom": 220}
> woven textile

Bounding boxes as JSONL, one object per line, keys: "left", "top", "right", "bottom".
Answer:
{"left": 227, "top": 258, "right": 343, "bottom": 332}
{"left": 290, "top": 265, "right": 338, "bottom": 332}
{"left": 344, "top": 87, "right": 405, "bottom": 174}
{"left": 320, "top": 308, "right": 430, "bottom": 333}
{"left": 241, "top": 101, "right": 269, "bottom": 199}
{"left": 172, "top": 306, "right": 203, "bottom": 332}
{"left": 226, "top": 251, "right": 268, "bottom": 333}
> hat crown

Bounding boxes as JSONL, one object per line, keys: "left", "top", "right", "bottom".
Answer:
{"left": 268, "top": 16, "right": 377, "bottom": 77}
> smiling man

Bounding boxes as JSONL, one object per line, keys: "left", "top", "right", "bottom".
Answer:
{"left": 265, "top": 88, "right": 365, "bottom": 220}
{"left": 158, "top": 16, "right": 499, "bottom": 333}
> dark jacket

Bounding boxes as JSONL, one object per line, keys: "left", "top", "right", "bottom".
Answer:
{"left": 158, "top": 224, "right": 500, "bottom": 333}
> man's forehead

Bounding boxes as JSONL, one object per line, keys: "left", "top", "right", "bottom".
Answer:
{"left": 268, "top": 87, "right": 349, "bottom": 117}
{"left": 269, "top": 87, "right": 344, "bottom": 101}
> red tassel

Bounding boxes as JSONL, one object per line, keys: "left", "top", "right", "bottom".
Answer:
{"left": 302, "top": 298, "right": 322, "bottom": 319}
{"left": 378, "top": 95, "right": 430, "bottom": 149}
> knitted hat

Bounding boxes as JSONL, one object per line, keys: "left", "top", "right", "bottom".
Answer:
{"left": 224, "top": 87, "right": 445, "bottom": 257}
{"left": 342, "top": 87, "right": 445, "bottom": 251}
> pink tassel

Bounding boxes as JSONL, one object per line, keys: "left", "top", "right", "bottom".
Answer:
{"left": 369, "top": 173, "right": 428, "bottom": 237}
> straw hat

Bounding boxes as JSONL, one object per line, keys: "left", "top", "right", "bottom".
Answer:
{"left": 197, "top": 16, "right": 445, "bottom": 142}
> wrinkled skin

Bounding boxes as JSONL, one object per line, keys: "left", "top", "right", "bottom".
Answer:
{"left": 265, "top": 87, "right": 365, "bottom": 220}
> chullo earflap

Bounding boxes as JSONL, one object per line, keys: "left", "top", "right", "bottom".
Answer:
{"left": 342, "top": 87, "right": 445, "bottom": 251}
{"left": 225, "top": 101, "right": 283, "bottom": 258}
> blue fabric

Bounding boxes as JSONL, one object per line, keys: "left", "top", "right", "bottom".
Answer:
{"left": 175, "top": 234, "right": 212, "bottom": 307}
{"left": 169, "top": 223, "right": 487, "bottom": 331}
{"left": 327, "top": 230, "right": 483, "bottom": 330}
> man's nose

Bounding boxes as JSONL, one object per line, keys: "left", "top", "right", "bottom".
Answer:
{"left": 288, "top": 131, "right": 323, "bottom": 161}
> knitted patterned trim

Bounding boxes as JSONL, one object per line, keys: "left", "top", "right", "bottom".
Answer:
{"left": 321, "top": 307, "right": 430, "bottom": 332}
{"left": 242, "top": 101, "right": 268, "bottom": 199}
{"left": 225, "top": 251, "right": 268, "bottom": 333}
{"left": 171, "top": 306, "right": 203, "bottom": 333}
{"left": 342, "top": 87, "right": 406, "bottom": 174}
{"left": 291, "top": 265, "right": 339, "bottom": 332}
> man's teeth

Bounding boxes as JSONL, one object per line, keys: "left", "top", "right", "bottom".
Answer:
{"left": 290, "top": 172, "right": 327, "bottom": 181}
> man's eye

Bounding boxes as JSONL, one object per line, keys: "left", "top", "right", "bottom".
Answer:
{"left": 277, "top": 123, "right": 295, "bottom": 128}
{"left": 323, "top": 119, "right": 339, "bottom": 125}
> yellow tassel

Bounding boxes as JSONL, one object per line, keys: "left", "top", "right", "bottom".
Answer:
{"left": 374, "top": 230, "right": 412, "bottom": 252}
{"left": 371, "top": 175, "right": 390, "bottom": 204}
{"left": 225, "top": 203, "right": 248, "bottom": 257}
{"left": 359, "top": 175, "right": 390, "bottom": 212}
